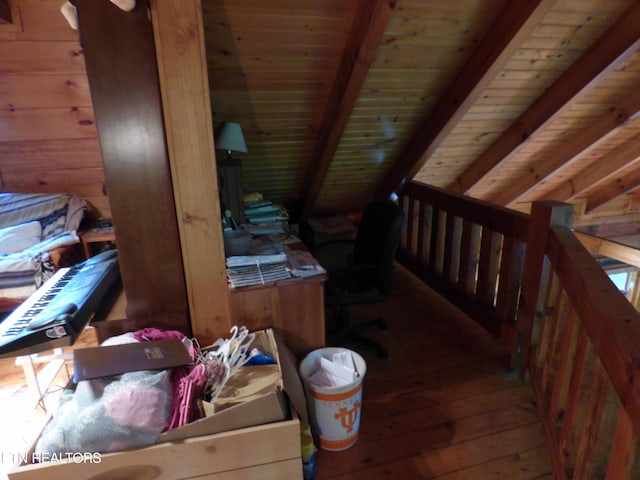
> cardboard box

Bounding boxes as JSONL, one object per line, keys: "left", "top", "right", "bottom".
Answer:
{"left": 72, "top": 338, "right": 193, "bottom": 381}
{"left": 69, "top": 328, "right": 306, "bottom": 442}
{"left": 8, "top": 413, "right": 302, "bottom": 480}
{"left": 160, "top": 328, "right": 306, "bottom": 442}
{"left": 8, "top": 328, "right": 306, "bottom": 480}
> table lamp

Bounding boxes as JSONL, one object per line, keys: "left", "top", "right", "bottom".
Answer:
{"left": 215, "top": 122, "right": 248, "bottom": 226}
{"left": 216, "top": 122, "right": 248, "bottom": 159}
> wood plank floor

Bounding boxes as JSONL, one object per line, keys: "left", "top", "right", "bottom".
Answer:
{"left": 0, "top": 327, "right": 99, "bottom": 479}
{"left": 0, "top": 264, "right": 551, "bottom": 479}
{"left": 315, "top": 264, "right": 552, "bottom": 480}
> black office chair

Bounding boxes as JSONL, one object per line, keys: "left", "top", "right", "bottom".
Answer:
{"left": 315, "top": 199, "right": 405, "bottom": 358}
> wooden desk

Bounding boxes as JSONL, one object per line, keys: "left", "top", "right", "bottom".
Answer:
{"left": 80, "top": 226, "right": 116, "bottom": 258}
{"left": 227, "top": 244, "right": 327, "bottom": 358}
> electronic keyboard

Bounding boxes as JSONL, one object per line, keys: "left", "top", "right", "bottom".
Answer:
{"left": 0, "top": 249, "right": 120, "bottom": 358}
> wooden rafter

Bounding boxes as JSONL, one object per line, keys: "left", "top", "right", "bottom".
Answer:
{"left": 492, "top": 89, "right": 640, "bottom": 207}
{"left": 545, "top": 131, "right": 640, "bottom": 203}
{"left": 300, "top": 0, "right": 395, "bottom": 218}
{"left": 448, "top": 1, "right": 640, "bottom": 197}
{"left": 586, "top": 167, "right": 640, "bottom": 213}
{"left": 575, "top": 231, "right": 640, "bottom": 269}
{"left": 375, "top": 0, "right": 556, "bottom": 199}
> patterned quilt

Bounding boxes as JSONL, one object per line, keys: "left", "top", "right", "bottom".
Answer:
{"left": 0, "top": 193, "right": 88, "bottom": 292}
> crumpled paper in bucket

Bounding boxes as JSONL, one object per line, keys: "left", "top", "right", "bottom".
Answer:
{"left": 306, "top": 351, "right": 360, "bottom": 387}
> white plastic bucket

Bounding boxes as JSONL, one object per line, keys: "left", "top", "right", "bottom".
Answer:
{"left": 299, "top": 347, "right": 367, "bottom": 451}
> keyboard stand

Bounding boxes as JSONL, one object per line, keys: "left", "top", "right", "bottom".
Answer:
{"left": 14, "top": 348, "right": 72, "bottom": 413}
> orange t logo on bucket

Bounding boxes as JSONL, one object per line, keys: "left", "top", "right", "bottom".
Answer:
{"left": 335, "top": 400, "right": 361, "bottom": 433}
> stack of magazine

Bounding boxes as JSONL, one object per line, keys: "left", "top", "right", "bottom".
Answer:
{"left": 226, "top": 253, "right": 292, "bottom": 288}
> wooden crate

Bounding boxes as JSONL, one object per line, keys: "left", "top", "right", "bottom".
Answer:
{"left": 8, "top": 412, "right": 302, "bottom": 479}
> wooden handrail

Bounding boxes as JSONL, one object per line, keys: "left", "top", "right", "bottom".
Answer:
{"left": 398, "top": 180, "right": 640, "bottom": 479}
{"left": 398, "top": 181, "right": 529, "bottom": 351}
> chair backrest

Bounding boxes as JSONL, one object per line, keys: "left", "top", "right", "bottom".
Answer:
{"left": 352, "top": 199, "right": 405, "bottom": 296}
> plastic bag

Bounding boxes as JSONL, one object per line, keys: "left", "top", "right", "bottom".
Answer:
{"left": 35, "top": 368, "right": 172, "bottom": 457}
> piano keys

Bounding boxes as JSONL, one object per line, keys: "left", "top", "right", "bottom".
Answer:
{"left": 0, "top": 249, "right": 120, "bottom": 358}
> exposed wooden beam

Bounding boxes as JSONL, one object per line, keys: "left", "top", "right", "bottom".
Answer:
{"left": 448, "top": 1, "right": 640, "bottom": 197}
{"left": 151, "top": 0, "right": 231, "bottom": 345}
{"left": 575, "top": 231, "right": 640, "bottom": 270}
{"left": 0, "top": 0, "right": 11, "bottom": 24}
{"left": 544, "top": 131, "right": 640, "bottom": 203}
{"left": 300, "top": 0, "right": 395, "bottom": 217}
{"left": 586, "top": 168, "right": 640, "bottom": 213}
{"left": 375, "top": 0, "right": 556, "bottom": 199}
{"left": 492, "top": 89, "right": 640, "bottom": 206}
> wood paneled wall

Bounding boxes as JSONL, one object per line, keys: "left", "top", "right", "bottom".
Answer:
{"left": 202, "top": 0, "right": 359, "bottom": 211}
{"left": 0, "top": 0, "right": 239, "bottom": 344}
{"left": 0, "top": 0, "right": 110, "bottom": 218}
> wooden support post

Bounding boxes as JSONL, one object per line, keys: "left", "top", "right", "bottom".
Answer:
{"left": 513, "top": 201, "right": 574, "bottom": 378}
{"left": 76, "top": 0, "right": 190, "bottom": 333}
{"left": 150, "top": 0, "right": 232, "bottom": 344}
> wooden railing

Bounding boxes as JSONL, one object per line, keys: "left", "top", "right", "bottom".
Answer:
{"left": 397, "top": 181, "right": 640, "bottom": 479}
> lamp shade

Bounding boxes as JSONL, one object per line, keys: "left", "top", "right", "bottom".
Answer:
{"left": 215, "top": 122, "right": 248, "bottom": 154}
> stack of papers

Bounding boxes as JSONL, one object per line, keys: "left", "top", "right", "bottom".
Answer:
{"left": 226, "top": 254, "right": 292, "bottom": 288}
{"left": 242, "top": 223, "right": 287, "bottom": 236}
{"left": 244, "top": 201, "right": 289, "bottom": 225}
{"left": 285, "top": 249, "right": 326, "bottom": 278}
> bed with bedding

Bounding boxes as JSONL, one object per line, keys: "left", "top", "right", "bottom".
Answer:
{"left": 0, "top": 192, "right": 89, "bottom": 312}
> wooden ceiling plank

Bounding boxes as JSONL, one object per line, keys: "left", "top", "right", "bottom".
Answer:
{"left": 375, "top": 0, "right": 556, "bottom": 199}
{"left": 573, "top": 213, "right": 640, "bottom": 232}
{"left": 572, "top": 200, "right": 639, "bottom": 228}
{"left": 544, "top": 131, "right": 640, "bottom": 203}
{"left": 576, "top": 217, "right": 640, "bottom": 240}
{"left": 300, "top": 0, "right": 395, "bottom": 217}
{"left": 586, "top": 166, "right": 640, "bottom": 213}
{"left": 449, "top": 1, "right": 640, "bottom": 197}
{"left": 492, "top": 88, "right": 640, "bottom": 206}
